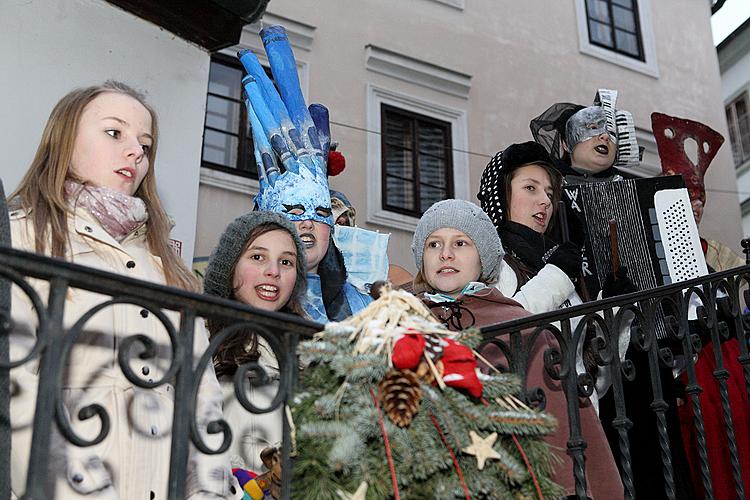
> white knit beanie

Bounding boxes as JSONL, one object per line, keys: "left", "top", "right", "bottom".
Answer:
{"left": 411, "top": 199, "right": 505, "bottom": 283}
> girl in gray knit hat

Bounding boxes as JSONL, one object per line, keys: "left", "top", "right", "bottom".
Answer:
{"left": 203, "top": 211, "right": 307, "bottom": 475}
{"left": 412, "top": 199, "right": 624, "bottom": 499}
{"left": 411, "top": 199, "right": 504, "bottom": 299}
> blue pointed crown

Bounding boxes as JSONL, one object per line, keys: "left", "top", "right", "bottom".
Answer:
{"left": 238, "top": 26, "right": 333, "bottom": 226}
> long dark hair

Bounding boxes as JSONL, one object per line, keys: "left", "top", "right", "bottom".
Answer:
{"left": 504, "top": 161, "right": 563, "bottom": 238}
{"left": 209, "top": 223, "right": 307, "bottom": 378}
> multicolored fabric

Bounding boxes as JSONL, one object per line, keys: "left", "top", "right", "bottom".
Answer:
{"left": 238, "top": 26, "right": 333, "bottom": 227}
{"left": 231, "top": 468, "right": 272, "bottom": 500}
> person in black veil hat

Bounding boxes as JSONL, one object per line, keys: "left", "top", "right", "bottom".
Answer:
{"left": 478, "top": 140, "right": 636, "bottom": 394}
{"left": 530, "top": 90, "right": 640, "bottom": 185}
{"left": 478, "top": 140, "right": 632, "bottom": 499}
{"left": 529, "top": 91, "right": 697, "bottom": 500}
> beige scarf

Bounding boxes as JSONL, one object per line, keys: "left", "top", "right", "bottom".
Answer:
{"left": 65, "top": 181, "right": 149, "bottom": 242}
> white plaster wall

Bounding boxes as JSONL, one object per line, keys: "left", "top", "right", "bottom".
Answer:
{"left": 720, "top": 36, "right": 750, "bottom": 233}
{"left": 0, "top": 0, "right": 209, "bottom": 264}
{"left": 195, "top": 0, "right": 743, "bottom": 270}
{"left": 721, "top": 50, "right": 750, "bottom": 99}
{"left": 737, "top": 168, "right": 750, "bottom": 204}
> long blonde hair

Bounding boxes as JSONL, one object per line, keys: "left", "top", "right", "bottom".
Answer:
{"left": 9, "top": 81, "right": 198, "bottom": 291}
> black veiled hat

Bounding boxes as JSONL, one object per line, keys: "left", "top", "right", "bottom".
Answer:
{"left": 477, "top": 141, "right": 558, "bottom": 228}
{"left": 529, "top": 102, "right": 584, "bottom": 162}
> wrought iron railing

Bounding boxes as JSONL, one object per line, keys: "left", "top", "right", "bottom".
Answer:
{"left": 1, "top": 243, "right": 749, "bottom": 499}
{"left": 481, "top": 262, "right": 750, "bottom": 500}
{"left": 0, "top": 246, "right": 320, "bottom": 499}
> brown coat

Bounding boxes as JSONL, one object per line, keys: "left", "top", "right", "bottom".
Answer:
{"left": 422, "top": 287, "right": 623, "bottom": 500}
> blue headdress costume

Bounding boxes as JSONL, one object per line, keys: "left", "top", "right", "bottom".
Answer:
{"left": 237, "top": 26, "right": 372, "bottom": 323}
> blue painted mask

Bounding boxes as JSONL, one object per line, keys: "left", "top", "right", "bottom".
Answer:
{"left": 238, "top": 26, "right": 334, "bottom": 227}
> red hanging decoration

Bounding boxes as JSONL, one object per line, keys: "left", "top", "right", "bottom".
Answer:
{"left": 480, "top": 397, "right": 544, "bottom": 500}
{"left": 430, "top": 412, "right": 471, "bottom": 500}
{"left": 512, "top": 434, "right": 544, "bottom": 500}
{"left": 369, "top": 387, "right": 401, "bottom": 500}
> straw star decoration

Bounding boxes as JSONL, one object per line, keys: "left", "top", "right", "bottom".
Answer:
{"left": 463, "top": 430, "right": 502, "bottom": 470}
{"left": 336, "top": 481, "right": 368, "bottom": 500}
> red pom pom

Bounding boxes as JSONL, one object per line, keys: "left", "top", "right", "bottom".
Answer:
{"left": 392, "top": 335, "right": 426, "bottom": 370}
{"left": 327, "top": 150, "right": 346, "bottom": 176}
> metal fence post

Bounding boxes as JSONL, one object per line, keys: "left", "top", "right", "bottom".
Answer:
{"left": 0, "top": 180, "right": 11, "bottom": 500}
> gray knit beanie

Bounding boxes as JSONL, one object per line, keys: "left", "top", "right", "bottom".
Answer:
{"left": 411, "top": 199, "right": 505, "bottom": 283}
{"left": 204, "top": 211, "right": 307, "bottom": 301}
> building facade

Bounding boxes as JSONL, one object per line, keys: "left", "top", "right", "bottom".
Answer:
{"left": 720, "top": 17, "right": 750, "bottom": 236}
{"left": 195, "top": 0, "right": 743, "bottom": 273}
{"left": 0, "top": 0, "right": 740, "bottom": 274}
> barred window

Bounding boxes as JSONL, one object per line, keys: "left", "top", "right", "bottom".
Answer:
{"left": 201, "top": 54, "right": 273, "bottom": 179}
{"left": 381, "top": 104, "right": 453, "bottom": 217}
{"left": 726, "top": 92, "right": 750, "bottom": 168}
{"left": 585, "top": 0, "right": 644, "bottom": 61}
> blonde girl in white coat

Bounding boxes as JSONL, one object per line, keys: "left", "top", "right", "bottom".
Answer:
{"left": 8, "top": 81, "right": 240, "bottom": 499}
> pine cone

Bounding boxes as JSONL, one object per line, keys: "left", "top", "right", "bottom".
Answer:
{"left": 379, "top": 369, "right": 422, "bottom": 428}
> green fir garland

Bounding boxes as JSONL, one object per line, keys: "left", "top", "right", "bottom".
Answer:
{"left": 290, "top": 302, "right": 564, "bottom": 499}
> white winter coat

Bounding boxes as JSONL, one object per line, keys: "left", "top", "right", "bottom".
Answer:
{"left": 220, "top": 337, "right": 283, "bottom": 474}
{"left": 495, "top": 261, "right": 575, "bottom": 315}
{"left": 496, "top": 262, "right": 630, "bottom": 413}
{"left": 8, "top": 207, "right": 242, "bottom": 499}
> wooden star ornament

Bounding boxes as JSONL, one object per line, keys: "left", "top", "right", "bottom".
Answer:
{"left": 336, "top": 481, "right": 368, "bottom": 500}
{"left": 462, "top": 430, "right": 502, "bottom": 470}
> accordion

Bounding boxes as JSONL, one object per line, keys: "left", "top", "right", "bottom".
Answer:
{"left": 562, "top": 176, "right": 708, "bottom": 337}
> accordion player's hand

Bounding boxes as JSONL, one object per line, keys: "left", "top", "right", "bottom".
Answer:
{"left": 602, "top": 266, "right": 637, "bottom": 298}
{"left": 546, "top": 241, "right": 583, "bottom": 281}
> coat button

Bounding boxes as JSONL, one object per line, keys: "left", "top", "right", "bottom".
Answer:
{"left": 150, "top": 426, "right": 158, "bottom": 435}
{"left": 72, "top": 473, "right": 83, "bottom": 483}
{"left": 84, "top": 226, "right": 93, "bottom": 233}
{"left": 142, "top": 366, "right": 150, "bottom": 376}
{"left": 126, "top": 261, "right": 136, "bottom": 269}
{"left": 140, "top": 309, "right": 149, "bottom": 318}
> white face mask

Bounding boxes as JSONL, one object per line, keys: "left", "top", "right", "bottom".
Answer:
{"left": 565, "top": 106, "right": 617, "bottom": 151}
